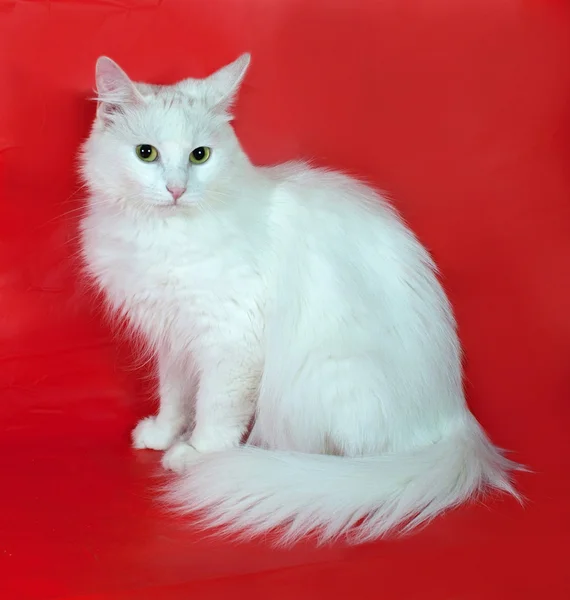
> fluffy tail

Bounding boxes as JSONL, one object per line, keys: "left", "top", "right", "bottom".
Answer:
{"left": 165, "top": 419, "right": 520, "bottom": 545}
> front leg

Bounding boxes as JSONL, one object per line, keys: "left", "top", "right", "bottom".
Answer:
{"left": 132, "top": 350, "right": 193, "bottom": 451}
{"left": 162, "top": 358, "right": 258, "bottom": 473}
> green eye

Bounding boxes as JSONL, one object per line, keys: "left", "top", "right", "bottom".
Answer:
{"left": 136, "top": 144, "right": 158, "bottom": 162}
{"left": 189, "top": 146, "right": 211, "bottom": 164}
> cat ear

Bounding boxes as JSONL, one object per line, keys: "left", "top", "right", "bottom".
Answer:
{"left": 204, "top": 53, "right": 251, "bottom": 113}
{"left": 94, "top": 57, "right": 144, "bottom": 119}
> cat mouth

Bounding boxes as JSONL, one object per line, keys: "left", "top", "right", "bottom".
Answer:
{"left": 147, "top": 195, "right": 198, "bottom": 209}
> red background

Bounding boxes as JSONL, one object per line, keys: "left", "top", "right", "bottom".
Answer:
{"left": 1, "top": 0, "right": 569, "bottom": 598}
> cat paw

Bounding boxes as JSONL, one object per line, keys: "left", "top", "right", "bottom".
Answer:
{"left": 161, "top": 441, "right": 201, "bottom": 473}
{"left": 132, "top": 416, "right": 182, "bottom": 451}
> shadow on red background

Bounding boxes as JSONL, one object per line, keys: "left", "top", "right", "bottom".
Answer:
{"left": 1, "top": 0, "right": 569, "bottom": 598}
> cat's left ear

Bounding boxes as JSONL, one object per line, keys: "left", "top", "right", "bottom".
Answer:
{"left": 205, "top": 53, "right": 251, "bottom": 114}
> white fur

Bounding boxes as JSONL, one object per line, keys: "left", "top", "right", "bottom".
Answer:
{"left": 79, "top": 54, "right": 519, "bottom": 545}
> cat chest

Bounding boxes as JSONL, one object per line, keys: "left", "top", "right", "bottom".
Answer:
{"left": 89, "top": 234, "right": 259, "bottom": 336}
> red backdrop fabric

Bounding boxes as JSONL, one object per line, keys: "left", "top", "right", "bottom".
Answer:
{"left": 1, "top": 0, "right": 569, "bottom": 598}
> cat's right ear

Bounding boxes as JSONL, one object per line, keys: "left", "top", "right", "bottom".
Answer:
{"left": 94, "top": 57, "right": 144, "bottom": 121}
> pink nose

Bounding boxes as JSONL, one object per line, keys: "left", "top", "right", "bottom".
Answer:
{"left": 166, "top": 185, "right": 186, "bottom": 201}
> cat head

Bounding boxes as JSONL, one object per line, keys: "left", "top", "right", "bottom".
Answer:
{"left": 81, "top": 53, "right": 251, "bottom": 210}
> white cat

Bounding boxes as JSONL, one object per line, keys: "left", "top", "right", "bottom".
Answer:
{"left": 79, "top": 53, "right": 519, "bottom": 544}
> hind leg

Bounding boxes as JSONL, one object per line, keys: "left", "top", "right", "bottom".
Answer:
{"left": 255, "top": 354, "right": 391, "bottom": 456}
